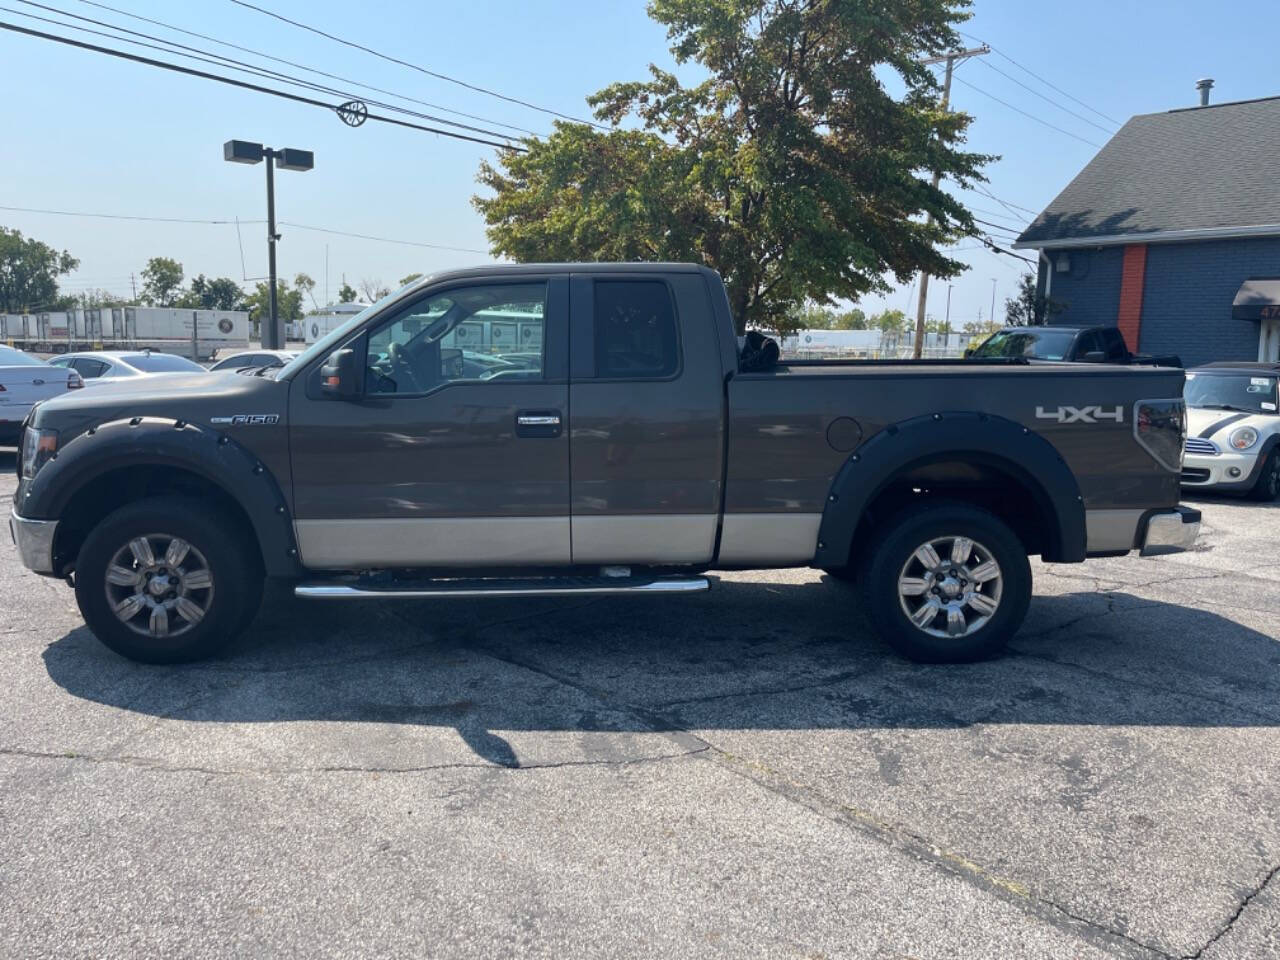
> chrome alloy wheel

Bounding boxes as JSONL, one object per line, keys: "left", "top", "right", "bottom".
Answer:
{"left": 897, "top": 535, "right": 1003, "bottom": 639}
{"left": 103, "top": 534, "right": 214, "bottom": 639}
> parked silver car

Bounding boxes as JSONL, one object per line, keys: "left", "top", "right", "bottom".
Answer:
{"left": 0, "top": 345, "right": 82, "bottom": 444}
{"left": 208, "top": 349, "right": 298, "bottom": 372}
{"left": 47, "top": 350, "right": 205, "bottom": 386}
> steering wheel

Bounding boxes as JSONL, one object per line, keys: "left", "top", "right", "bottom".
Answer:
{"left": 386, "top": 341, "right": 424, "bottom": 393}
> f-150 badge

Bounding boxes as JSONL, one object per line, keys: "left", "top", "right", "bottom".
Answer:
{"left": 210, "top": 414, "right": 280, "bottom": 425}
{"left": 1035, "top": 405, "right": 1123, "bottom": 424}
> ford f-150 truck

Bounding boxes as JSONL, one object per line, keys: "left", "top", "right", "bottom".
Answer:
{"left": 10, "top": 263, "right": 1200, "bottom": 664}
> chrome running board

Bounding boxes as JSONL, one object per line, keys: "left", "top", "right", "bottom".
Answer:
{"left": 295, "top": 575, "right": 711, "bottom": 600}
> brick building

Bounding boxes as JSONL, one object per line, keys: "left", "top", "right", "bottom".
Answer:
{"left": 1014, "top": 93, "right": 1280, "bottom": 367}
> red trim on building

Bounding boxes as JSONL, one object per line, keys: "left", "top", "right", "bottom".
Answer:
{"left": 1117, "top": 244, "right": 1148, "bottom": 351}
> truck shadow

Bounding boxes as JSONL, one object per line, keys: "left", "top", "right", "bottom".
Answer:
{"left": 40, "top": 576, "right": 1280, "bottom": 766}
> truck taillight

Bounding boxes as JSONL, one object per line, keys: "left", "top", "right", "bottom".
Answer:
{"left": 1134, "top": 398, "right": 1185, "bottom": 473}
{"left": 67, "top": 371, "right": 83, "bottom": 389}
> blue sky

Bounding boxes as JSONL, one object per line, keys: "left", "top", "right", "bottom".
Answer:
{"left": 2, "top": 0, "right": 1275, "bottom": 324}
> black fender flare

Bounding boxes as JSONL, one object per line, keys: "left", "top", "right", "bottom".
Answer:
{"left": 21, "top": 417, "right": 301, "bottom": 577}
{"left": 812, "top": 412, "right": 1086, "bottom": 567}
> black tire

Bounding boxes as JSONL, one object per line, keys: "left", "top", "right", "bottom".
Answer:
{"left": 861, "top": 501, "right": 1032, "bottom": 663}
{"left": 1249, "top": 449, "right": 1280, "bottom": 502}
{"left": 74, "top": 496, "right": 264, "bottom": 663}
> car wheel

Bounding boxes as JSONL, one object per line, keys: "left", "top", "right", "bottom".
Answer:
{"left": 862, "top": 501, "right": 1032, "bottom": 663}
{"left": 74, "top": 496, "right": 263, "bottom": 663}
{"left": 1249, "top": 449, "right": 1280, "bottom": 502}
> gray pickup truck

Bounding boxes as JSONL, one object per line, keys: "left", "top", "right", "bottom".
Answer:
{"left": 11, "top": 263, "right": 1199, "bottom": 664}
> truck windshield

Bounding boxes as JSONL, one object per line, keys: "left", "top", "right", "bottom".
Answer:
{"left": 1184, "top": 372, "right": 1278, "bottom": 414}
{"left": 970, "top": 329, "right": 1078, "bottom": 361}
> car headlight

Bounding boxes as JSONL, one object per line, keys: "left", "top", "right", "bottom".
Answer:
{"left": 1229, "top": 426, "right": 1259, "bottom": 451}
{"left": 20, "top": 427, "right": 58, "bottom": 479}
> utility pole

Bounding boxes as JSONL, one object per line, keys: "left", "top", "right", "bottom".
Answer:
{"left": 989, "top": 278, "right": 998, "bottom": 328}
{"left": 911, "top": 44, "right": 990, "bottom": 358}
{"left": 130, "top": 273, "right": 137, "bottom": 301}
{"left": 944, "top": 283, "right": 953, "bottom": 351}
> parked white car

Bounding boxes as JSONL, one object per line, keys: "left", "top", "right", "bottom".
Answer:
{"left": 208, "top": 349, "right": 298, "bottom": 372}
{"left": 47, "top": 350, "right": 205, "bottom": 386}
{"left": 1181, "top": 362, "right": 1280, "bottom": 500}
{"left": 0, "top": 345, "right": 82, "bottom": 444}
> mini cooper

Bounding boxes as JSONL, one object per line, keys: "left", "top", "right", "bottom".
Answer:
{"left": 1181, "top": 362, "right": 1280, "bottom": 500}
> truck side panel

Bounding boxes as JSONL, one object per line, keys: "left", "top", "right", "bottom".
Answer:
{"left": 720, "top": 364, "right": 1184, "bottom": 565}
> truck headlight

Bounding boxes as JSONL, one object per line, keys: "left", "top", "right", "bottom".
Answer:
{"left": 20, "top": 427, "right": 58, "bottom": 479}
{"left": 1229, "top": 426, "right": 1259, "bottom": 451}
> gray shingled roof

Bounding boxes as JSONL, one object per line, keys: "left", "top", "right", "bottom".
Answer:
{"left": 1015, "top": 96, "right": 1280, "bottom": 247}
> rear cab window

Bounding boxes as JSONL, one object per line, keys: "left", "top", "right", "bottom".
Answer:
{"left": 592, "top": 280, "right": 680, "bottom": 379}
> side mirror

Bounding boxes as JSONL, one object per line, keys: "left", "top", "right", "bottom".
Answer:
{"left": 1081, "top": 350, "right": 1107, "bottom": 363}
{"left": 320, "top": 348, "right": 359, "bottom": 398}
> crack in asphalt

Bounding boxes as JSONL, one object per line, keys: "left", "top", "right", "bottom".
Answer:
{"left": 1180, "top": 862, "right": 1280, "bottom": 959}
{"left": 0, "top": 743, "right": 709, "bottom": 777}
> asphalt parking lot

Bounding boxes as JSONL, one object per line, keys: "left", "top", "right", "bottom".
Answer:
{"left": 2, "top": 451, "right": 1278, "bottom": 960}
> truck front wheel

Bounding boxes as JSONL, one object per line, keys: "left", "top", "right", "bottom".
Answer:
{"left": 74, "top": 496, "right": 263, "bottom": 664}
{"left": 862, "top": 502, "right": 1031, "bottom": 663}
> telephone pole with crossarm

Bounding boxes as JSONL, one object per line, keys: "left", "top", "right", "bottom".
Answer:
{"left": 910, "top": 44, "right": 989, "bottom": 359}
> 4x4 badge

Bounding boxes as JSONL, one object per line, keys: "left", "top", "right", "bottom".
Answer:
{"left": 210, "top": 414, "right": 280, "bottom": 425}
{"left": 1035, "top": 405, "right": 1124, "bottom": 424}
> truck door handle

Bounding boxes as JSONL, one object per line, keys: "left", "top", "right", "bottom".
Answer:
{"left": 515, "top": 410, "right": 562, "bottom": 438}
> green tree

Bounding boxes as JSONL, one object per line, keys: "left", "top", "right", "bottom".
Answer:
{"left": 833, "top": 308, "right": 867, "bottom": 330}
{"left": 294, "top": 272, "right": 318, "bottom": 311}
{"left": 140, "top": 256, "right": 184, "bottom": 306}
{"left": 871, "top": 308, "right": 909, "bottom": 335}
{"left": 176, "top": 275, "right": 245, "bottom": 311}
{"left": 475, "top": 0, "right": 990, "bottom": 334}
{"left": 399, "top": 272, "right": 424, "bottom": 287}
{"left": 338, "top": 282, "right": 358, "bottom": 303}
{"left": 0, "top": 227, "right": 79, "bottom": 311}
{"left": 243, "top": 280, "right": 305, "bottom": 327}
{"left": 1005, "top": 272, "right": 1064, "bottom": 325}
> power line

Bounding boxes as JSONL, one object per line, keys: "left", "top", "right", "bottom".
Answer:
{"left": 226, "top": 0, "right": 606, "bottom": 130}
{"left": 965, "top": 203, "right": 1027, "bottom": 225}
{"left": 951, "top": 75, "right": 1103, "bottom": 148}
{"left": 973, "top": 216, "right": 1022, "bottom": 236}
{"left": 974, "top": 185, "right": 1039, "bottom": 218}
{"left": 72, "top": 0, "right": 540, "bottom": 137}
{"left": 0, "top": 204, "right": 492, "bottom": 255}
{"left": 10, "top": 1, "right": 522, "bottom": 144}
{"left": 974, "top": 57, "right": 1117, "bottom": 135}
{"left": 280, "top": 222, "right": 488, "bottom": 255}
{"left": 960, "top": 31, "right": 1122, "bottom": 127}
{"left": 0, "top": 20, "right": 527, "bottom": 152}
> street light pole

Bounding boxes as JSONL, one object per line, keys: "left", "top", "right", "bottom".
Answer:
{"left": 224, "top": 140, "right": 314, "bottom": 350}
{"left": 265, "top": 152, "right": 279, "bottom": 349}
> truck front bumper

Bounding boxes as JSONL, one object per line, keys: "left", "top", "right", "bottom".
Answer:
{"left": 9, "top": 508, "right": 57, "bottom": 574}
{"left": 1139, "top": 506, "right": 1201, "bottom": 556}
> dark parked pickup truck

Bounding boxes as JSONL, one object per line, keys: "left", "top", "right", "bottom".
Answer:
{"left": 11, "top": 263, "right": 1199, "bottom": 664}
{"left": 968, "top": 324, "right": 1181, "bottom": 367}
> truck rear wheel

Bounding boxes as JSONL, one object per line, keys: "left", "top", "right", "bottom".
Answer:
{"left": 74, "top": 496, "right": 263, "bottom": 664}
{"left": 862, "top": 502, "right": 1031, "bottom": 663}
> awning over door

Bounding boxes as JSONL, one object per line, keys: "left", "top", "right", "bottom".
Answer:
{"left": 1232, "top": 278, "right": 1280, "bottom": 320}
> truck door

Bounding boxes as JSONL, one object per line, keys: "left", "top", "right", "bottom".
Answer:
{"left": 288, "top": 276, "right": 571, "bottom": 569}
{"left": 567, "top": 272, "right": 726, "bottom": 565}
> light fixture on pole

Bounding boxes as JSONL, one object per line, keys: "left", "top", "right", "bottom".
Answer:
{"left": 223, "top": 140, "right": 314, "bottom": 349}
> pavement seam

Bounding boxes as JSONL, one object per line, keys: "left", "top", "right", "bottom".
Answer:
{"left": 1180, "top": 862, "right": 1280, "bottom": 959}
{"left": 451, "top": 629, "right": 1173, "bottom": 960}
{"left": 0, "top": 743, "right": 708, "bottom": 776}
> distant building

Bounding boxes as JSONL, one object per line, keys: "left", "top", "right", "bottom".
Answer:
{"left": 1015, "top": 90, "right": 1280, "bottom": 366}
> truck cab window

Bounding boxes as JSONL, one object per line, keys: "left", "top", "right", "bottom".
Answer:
{"left": 364, "top": 282, "right": 547, "bottom": 395}
{"left": 593, "top": 280, "right": 679, "bottom": 379}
